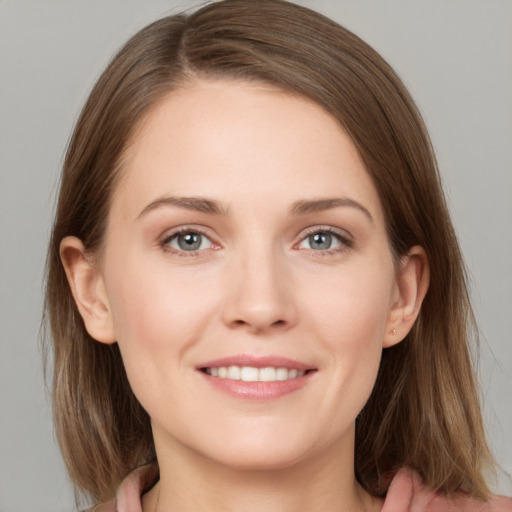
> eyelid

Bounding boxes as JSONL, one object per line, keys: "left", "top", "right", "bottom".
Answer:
{"left": 157, "top": 224, "right": 353, "bottom": 256}
{"left": 159, "top": 225, "right": 221, "bottom": 255}
{"left": 294, "top": 225, "right": 354, "bottom": 251}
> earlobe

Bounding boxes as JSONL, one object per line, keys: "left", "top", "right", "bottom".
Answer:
{"left": 59, "top": 236, "right": 117, "bottom": 344}
{"left": 383, "top": 246, "right": 430, "bottom": 348}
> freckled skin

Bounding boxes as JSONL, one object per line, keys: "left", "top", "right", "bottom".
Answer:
{"left": 96, "top": 80, "right": 412, "bottom": 511}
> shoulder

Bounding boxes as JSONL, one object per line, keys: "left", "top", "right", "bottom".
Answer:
{"left": 84, "top": 462, "right": 159, "bottom": 512}
{"left": 81, "top": 501, "right": 116, "bottom": 512}
{"left": 383, "top": 468, "right": 512, "bottom": 512}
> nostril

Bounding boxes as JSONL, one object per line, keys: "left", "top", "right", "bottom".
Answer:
{"left": 228, "top": 317, "right": 288, "bottom": 332}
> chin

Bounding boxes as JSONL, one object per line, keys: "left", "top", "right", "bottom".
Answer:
{"left": 186, "top": 421, "right": 345, "bottom": 473}
{"left": 202, "top": 443, "right": 313, "bottom": 472}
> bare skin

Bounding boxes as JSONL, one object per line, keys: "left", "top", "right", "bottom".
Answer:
{"left": 62, "top": 79, "right": 429, "bottom": 512}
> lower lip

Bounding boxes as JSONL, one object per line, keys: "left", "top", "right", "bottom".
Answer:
{"left": 199, "top": 371, "right": 314, "bottom": 400}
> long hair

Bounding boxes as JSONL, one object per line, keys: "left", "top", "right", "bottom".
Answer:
{"left": 44, "top": 0, "right": 493, "bottom": 503}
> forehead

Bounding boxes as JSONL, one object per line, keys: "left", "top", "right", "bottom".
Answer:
{"left": 115, "top": 79, "right": 384, "bottom": 221}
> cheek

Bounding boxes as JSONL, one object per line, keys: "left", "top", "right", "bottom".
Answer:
{"left": 304, "top": 259, "right": 395, "bottom": 348}
{"left": 103, "top": 256, "right": 220, "bottom": 386}
{"left": 107, "top": 253, "right": 212, "bottom": 336}
{"left": 301, "top": 260, "right": 395, "bottom": 408}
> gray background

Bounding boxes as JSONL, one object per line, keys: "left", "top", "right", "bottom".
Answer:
{"left": 1, "top": 1, "right": 511, "bottom": 511}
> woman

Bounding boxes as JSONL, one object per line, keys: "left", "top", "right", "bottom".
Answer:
{"left": 44, "top": 0, "right": 511, "bottom": 510}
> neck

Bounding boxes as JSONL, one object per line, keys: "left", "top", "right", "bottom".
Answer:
{"left": 143, "top": 427, "right": 382, "bottom": 512}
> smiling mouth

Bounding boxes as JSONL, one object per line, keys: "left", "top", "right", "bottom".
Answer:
{"left": 200, "top": 366, "right": 315, "bottom": 382}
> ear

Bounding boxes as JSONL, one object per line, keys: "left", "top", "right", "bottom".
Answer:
{"left": 59, "top": 236, "right": 116, "bottom": 344}
{"left": 383, "top": 245, "right": 430, "bottom": 348}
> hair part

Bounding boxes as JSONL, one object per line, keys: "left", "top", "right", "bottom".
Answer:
{"left": 44, "top": 0, "right": 493, "bottom": 503}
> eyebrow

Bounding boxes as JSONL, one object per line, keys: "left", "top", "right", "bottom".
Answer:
{"left": 290, "top": 198, "right": 373, "bottom": 223}
{"left": 137, "top": 196, "right": 229, "bottom": 219}
{"left": 136, "top": 195, "right": 373, "bottom": 223}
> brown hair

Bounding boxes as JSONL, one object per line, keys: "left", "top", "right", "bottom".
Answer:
{"left": 44, "top": 0, "right": 493, "bottom": 504}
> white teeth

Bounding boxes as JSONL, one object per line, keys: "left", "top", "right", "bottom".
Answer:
{"left": 240, "top": 366, "right": 259, "bottom": 382}
{"left": 227, "top": 366, "right": 241, "bottom": 380}
{"left": 276, "top": 368, "right": 289, "bottom": 381}
{"left": 204, "top": 365, "right": 307, "bottom": 382}
{"left": 259, "top": 367, "right": 276, "bottom": 382}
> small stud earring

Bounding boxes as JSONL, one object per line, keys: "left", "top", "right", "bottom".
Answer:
{"left": 390, "top": 328, "right": 397, "bottom": 336}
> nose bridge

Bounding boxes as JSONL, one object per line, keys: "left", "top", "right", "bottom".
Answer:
{"left": 222, "top": 237, "right": 295, "bottom": 332}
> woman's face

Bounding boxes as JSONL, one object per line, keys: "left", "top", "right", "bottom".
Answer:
{"left": 98, "top": 80, "right": 405, "bottom": 469}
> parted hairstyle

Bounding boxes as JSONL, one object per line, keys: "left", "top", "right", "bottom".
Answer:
{"left": 44, "top": 0, "right": 494, "bottom": 504}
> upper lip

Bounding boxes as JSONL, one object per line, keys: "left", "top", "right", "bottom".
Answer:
{"left": 197, "top": 355, "right": 315, "bottom": 371}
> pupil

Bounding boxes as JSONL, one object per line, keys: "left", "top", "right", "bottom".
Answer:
{"left": 178, "top": 233, "right": 201, "bottom": 251}
{"left": 310, "top": 232, "right": 331, "bottom": 250}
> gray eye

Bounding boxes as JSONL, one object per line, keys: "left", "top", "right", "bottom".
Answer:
{"left": 297, "top": 231, "right": 343, "bottom": 251}
{"left": 168, "top": 232, "right": 212, "bottom": 252}
{"left": 309, "top": 232, "right": 333, "bottom": 250}
{"left": 178, "top": 233, "right": 202, "bottom": 251}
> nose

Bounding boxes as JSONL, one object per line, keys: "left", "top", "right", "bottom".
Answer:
{"left": 221, "top": 246, "right": 298, "bottom": 334}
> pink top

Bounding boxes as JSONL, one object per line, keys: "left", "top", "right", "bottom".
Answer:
{"left": 90, "top": 464, "right": 512, "bottom": 512}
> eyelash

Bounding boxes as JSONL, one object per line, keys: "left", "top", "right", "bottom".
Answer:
{"left": 295, "top": 226, "right": 353, "bottom": 255}
{"left": 160, "top": 226, "right": 217, "bottom": 258}
{"left": 159, "top": 226, "right": 353, "bottom": 257}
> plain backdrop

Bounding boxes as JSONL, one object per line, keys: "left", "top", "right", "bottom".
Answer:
{"left": 1, "top": 1, "right": 511, "bottom": 511}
